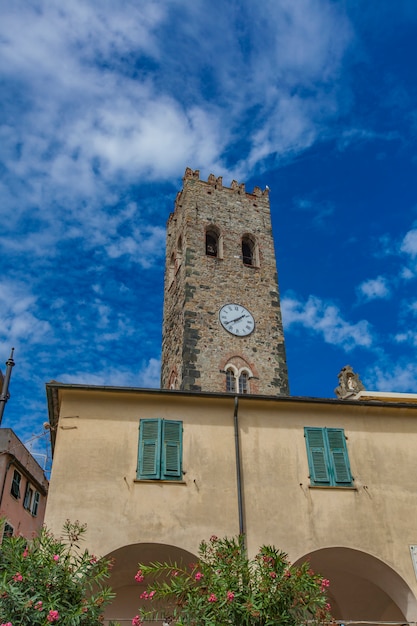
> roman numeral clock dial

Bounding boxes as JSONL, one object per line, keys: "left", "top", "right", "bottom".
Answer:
{"left": 219, "top": 304, "right": 255, "bottom": 337}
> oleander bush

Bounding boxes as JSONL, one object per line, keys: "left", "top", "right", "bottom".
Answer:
{"left": 133, "top": 534, "right": 332, "bottom": 626}
{"left": 0, "top": 519, "right": 116, "bottom": 626}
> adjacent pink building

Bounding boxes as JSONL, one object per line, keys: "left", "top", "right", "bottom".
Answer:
{"left": 0, "top": 428, "right": 48, "bottom": 540}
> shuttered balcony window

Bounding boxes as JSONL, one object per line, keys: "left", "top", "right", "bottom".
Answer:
{"left": 137, "top": 419, "right": 183, "bottom": 481}
{"left": 304, "top": 427, "right": 353, "bottom": 487}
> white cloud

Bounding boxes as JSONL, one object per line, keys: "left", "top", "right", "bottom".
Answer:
{"left": 0, "top": 280, "right": 52, "bottom": 351}
{"left": 105, "top": 225, "right": 166, "bottom": 268}
{"left": 408, "top": 301, "right": 417, "bottom": 314}
{"left": 337, "top": 128, "right": 399, "bottom": 151}
{"left": 401, "top": 228, "right": 417, "bottom": 258}
{"left": 394, "top": 331, "right": 417, "bottom": 347}
{"left": 357, "top": 276, "right": 391, "bottom": 301}
{"left": 282, "top": 294, "right": 373, "bottom": 350}
{"left": 0, "top": 0, "right": 354, "bottom": 208}
{"left": 366, "top": 362, "right": 417, "bottom": 393}
{"left": 89, "top": 98, "right": 225, "bottom": 181}
{"left": 140, "top": 358, "right": 161, "bottom": 388}
{"left": 58, "top": 357, "right": 160, "bottom": 388}
{"left": 400, "top": 266, "right": 415, "bottom": 280}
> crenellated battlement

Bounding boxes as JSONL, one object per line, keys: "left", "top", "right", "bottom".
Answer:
{"left": 182, "top": 167, "right": 269, "bottom": 198}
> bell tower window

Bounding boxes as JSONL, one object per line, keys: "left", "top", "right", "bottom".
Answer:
{"left": 205, "top": 226, "right": 222, "bottom": 258}
{"left": 239, "top": 371, "right": 249, "bottom": 394}
{"left": 206, "top": 231, "right": 218, "bottom": 257}
{"left": 225, "top": 363, "right": 252, "bottom": 394}
{"left": 241, "top": 235, "right": 258, "bottom": 266}
{"left": 226, "top": 367, "right": 236, "bottom": 392}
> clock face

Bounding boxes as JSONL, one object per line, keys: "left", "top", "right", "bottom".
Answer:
{"left": 219, "top": 304, "right": 255, "bottom": 336}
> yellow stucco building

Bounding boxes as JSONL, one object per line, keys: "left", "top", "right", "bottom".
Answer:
{"left": 44, "top": 171, "right": 417, "bottom": 623}
{"left": 45, "top": 383, "right": 417, "bottom": 624}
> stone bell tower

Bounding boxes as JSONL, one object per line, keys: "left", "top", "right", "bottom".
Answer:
{"left": 161, "top": 167, "right": 289, "bottom": 396}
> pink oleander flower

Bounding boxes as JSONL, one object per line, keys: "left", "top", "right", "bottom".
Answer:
{"left": 269, "top": 571, "right": 277, "bottom": 578}
{"left": 132, "top": 616, "right": 142, "bottom": 626}
{"left": 140, "top": 591, "right": 148, "bottom": 600}
{"left": 34, "top": 601, "right": 43, "bottom": 611}
{"left": 22, "top": 548, "right": 28, "bottom": 558}
{"left": 47, "top": 610, "right": 59, "bottom": 623}
{"left": 284, "top": 569, "right": 291, "bottom": 578}
{"left": 53, "top": 555, "right": 59, "bottom": 562}
{"left": 320, "top": 578, "right": 330, "bottom": 590}
{"left": 209, "top": 535, "right": 218, "bottom": 542}
{"left": 208, "top": 593, "right": 217, "bottom": 603}
{"left": 12, "top": 573, "right": 23, "bottom": 582}
{"left": 90, "top": 555, "right": 98, "bottom": 564}
{"left": 325, "top": 602, "right": 331, "bottom": 611}
{"left": 1, "top": 622, "right": 13, "bottom": 626}
{"left": 195, "top": 571, "right": 203, "bottom": 581}
{"left": 135, "top": 570, "right": 144, "bottom": 583}
{"left": 148, "top": 590, "right": 156, "bottom": 599}
{"left": 226, "top": 590, "right": 235, "bottom": 602}
{"left": 172, "top": 570, "right": 179, "bottom": 576}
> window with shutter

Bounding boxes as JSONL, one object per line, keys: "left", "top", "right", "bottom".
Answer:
{"left": 32, "top": 492, "right": 40, "bottom": 516}
{"left": 10, "top": 470, "right": 21, "bottom": 499}
{"left": 162, "top": 421, "right": 182, "bottom": 479}
{"left": 23, "top": 483, "right": 34, "bottom": 510}
{"left": 327, "top": 428, "right": 352, "bottom": 485}
{"left": 305, "top": 428, "right": 330, "bottom": 485}
{"left": 137, "top": 419, "right": 183, "bottom": 481}
{"left": 138, "top": 419, "right": 161, "bottom": 479}
{"left": 304, "top": 427, "right": 353, "bottom": 487}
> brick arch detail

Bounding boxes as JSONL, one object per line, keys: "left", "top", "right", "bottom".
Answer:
{"left": 219, "top": 353, "right": 259, "bottom": 379}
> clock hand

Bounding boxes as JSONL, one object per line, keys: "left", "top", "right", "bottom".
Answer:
{"left": 229, "top": 314, "right": 247, "bottom": 324}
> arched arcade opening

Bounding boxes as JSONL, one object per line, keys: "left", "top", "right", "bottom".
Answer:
{"left": 294, "top": 546, "right": 417, "bottom": 624}
{"left": 103, "top": 542, "right": 197, "bottom": 626}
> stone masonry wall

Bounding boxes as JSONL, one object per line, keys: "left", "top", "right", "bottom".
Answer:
{"left": 161, "top": 168, "right": 289, "bottom": 395}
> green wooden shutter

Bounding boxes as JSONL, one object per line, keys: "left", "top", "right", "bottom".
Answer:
{"left": 23, "top": 483, "right": 31, "bottom": 509}
{"left": 304, "top": 428, "right": 330, "bottom": 485}
{"left": 32, "top": 491, "right": 40, "bottom": 516}
{"left": 138, "top": 419, "right": 161, "bottom": 479}
{"left": 327, "top": 428, "right": 352, "bottom": 485}
{"left": 11, "top": 471, "right": 21, "bottom": 498}
{"left": 161, "top": 420, "right": 182, "bottom": 480}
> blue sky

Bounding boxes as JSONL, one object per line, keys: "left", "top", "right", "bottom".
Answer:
{"left": 1, "top": 1, "right": 417, "bottom": 470}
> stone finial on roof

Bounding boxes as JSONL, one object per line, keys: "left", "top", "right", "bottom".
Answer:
{"left": 335, "top": 365, "right": 365, "bottom": 399}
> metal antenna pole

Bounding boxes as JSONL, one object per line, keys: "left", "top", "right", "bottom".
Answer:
{"left": 0, "top": 348, "right": 15, "bottom": 426}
